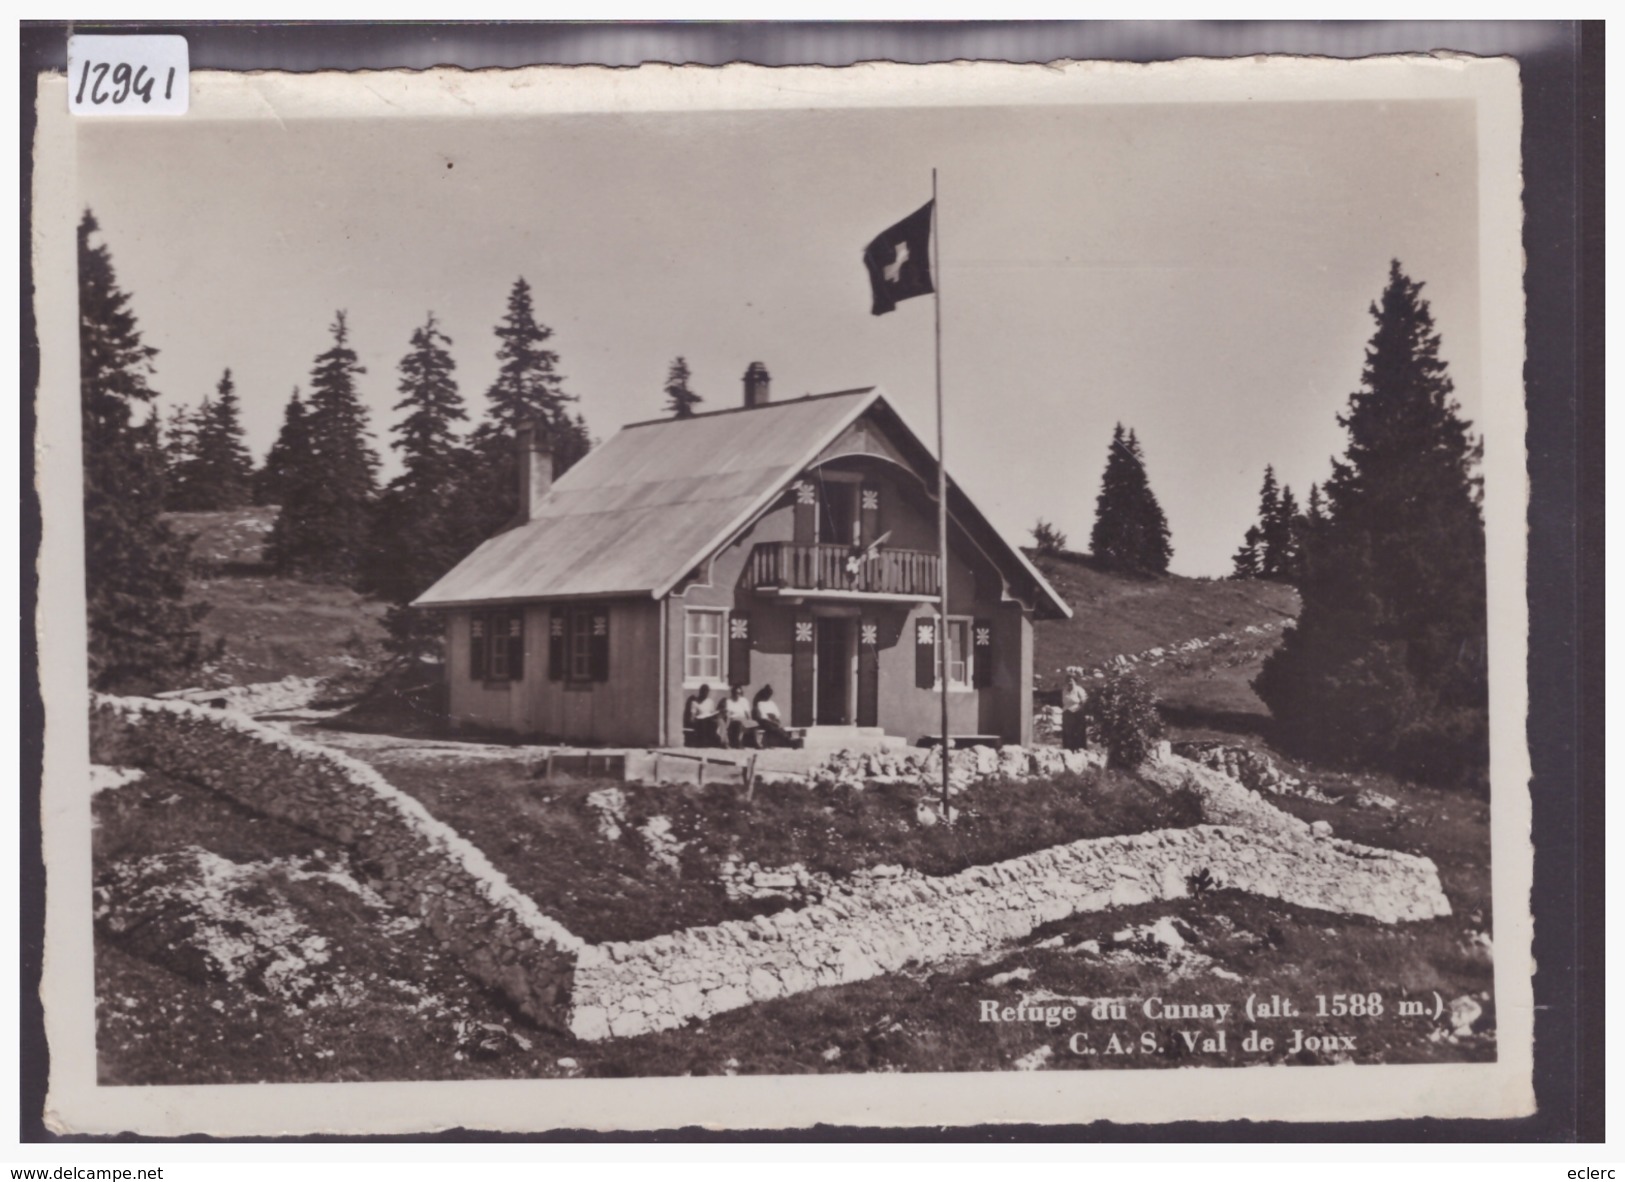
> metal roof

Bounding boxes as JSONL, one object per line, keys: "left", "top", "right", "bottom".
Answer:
{"left": 414, "top": 390, "right": 877, "bottom": 607}
{"left": 413, "top": 387, "right": 1070, "bottom": 618}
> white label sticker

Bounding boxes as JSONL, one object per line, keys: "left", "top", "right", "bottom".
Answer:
{"left": 67, "top": 35, "right": 188, "bottom": 116}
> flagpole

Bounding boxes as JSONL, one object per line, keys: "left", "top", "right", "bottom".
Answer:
{"left": 933, "top": 167, "right": 951, "bottom": 822}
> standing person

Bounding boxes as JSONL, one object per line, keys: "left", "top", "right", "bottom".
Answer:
{"left": 721, "top": 685, "right": 760, "bottom": 749}
{"left": 1061, "top": 670, "right": 1089, "bottom": 752}
{"left": 683, "top": 683, "right": 720, "bottom": 747}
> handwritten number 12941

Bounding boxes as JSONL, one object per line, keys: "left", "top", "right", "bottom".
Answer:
{"left": 75, "top": 59, "right": 176, "bottom": 107}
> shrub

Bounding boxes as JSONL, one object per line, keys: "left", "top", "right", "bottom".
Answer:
{"left": 1029, "top": 518, "right": 1068, "bottom": 557}
{"left": 1082, "top": 669, "right": 1164, "bottom": 768}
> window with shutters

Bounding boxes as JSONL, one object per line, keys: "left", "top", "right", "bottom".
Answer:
{"left": 470, "top": 608, "right": 524, "bottom": 682}
{"left": 936, "top": 616, "right": 973, "bottom": 691}
{"left": 569, "top": 607, "right": 594, "bottom": 682}
{"left": 684, "top": 608, "right": 726, "bottom": 686}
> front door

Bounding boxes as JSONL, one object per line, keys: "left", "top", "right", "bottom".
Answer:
{"left": 815, "top": 617, "right": 851, "bottom": 725}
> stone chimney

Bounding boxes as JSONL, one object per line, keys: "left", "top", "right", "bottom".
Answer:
{"left": 515, "top": 420, "right": 553, "bottom": 522}
{"left": 743, "top": 361, "right": 771, "bottom": 408}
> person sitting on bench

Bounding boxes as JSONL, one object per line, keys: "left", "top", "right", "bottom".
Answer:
{"left": 683, "top": 684, "right": 722, "bottom": 747}
{"left": 752, "top": 684, "right": 796, "bottom": 747}
{"left": 720, "top": 684, "right": 761, "bottom": 749}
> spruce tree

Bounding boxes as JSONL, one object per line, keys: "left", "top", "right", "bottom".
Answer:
{"left": 1305, "top": 482, "right": 1326, "bottom": 526}
{"left": 1233, "top": 466, "right": 1303, "bottom": 582}
{"left": 78, "top": 210, "right": 205, "bottom": 692}
{"left": 1089, "top": 424, "right": 1135, "bottom": 569}
{"left": 1271, "top": 485, "right": 1302, "bottom": 581}
{"left": 465, "top": 277, "right": 592, "bottom": 541}
{"left": 1124, "top": 431, "right": 1173, "bottom": 575}
{"left": 1255, "top": 261, "right": 1487, "bottom": 785}
{"left": 1251, "top": 466, "right": 1282, "bottom": 577}
{"left": 364, "top": 313, "right": 471, "bottom": 656}
{"left": 181, "top": 369, "right": 255, "bottom": 509}
{"left": 1091, "top": 426, "right": 1172, "bottom": 575}
{"left": 159, "top": 400, "right": 199, "bottom": 506}
{"left": 1231, "top": 524, "right": 1263, "bottom": 579}
{"left": 254, "top": 388, "right": 308, "bottom": 506}
{"left": 663, "top": 356, "right": 702, "bottom": 418}
{"left": 267, "top": 312, "right": 378, "bottom": 579}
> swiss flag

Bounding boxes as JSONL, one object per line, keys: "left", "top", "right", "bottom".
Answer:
{"left": 862, "top": 200, "right": 934, "bottom": 315}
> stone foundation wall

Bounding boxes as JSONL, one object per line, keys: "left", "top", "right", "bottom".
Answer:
{"left": 90, "top": 695, "right": 583, "bottom": 1030}
{"left": 567, "top": 809, "right": 1450, "bottom": 1040}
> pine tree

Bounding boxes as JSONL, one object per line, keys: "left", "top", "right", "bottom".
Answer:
{"left": 1255, "top": 261, "right": 1487, "bottom": 785}
{"left": 178, "top": 369, "right": 255, "bottom": 510}
{"left": 364, "top": 313, "right": 472, "bottom": 656}
{"left": 267, "top": 312, "right": 379, "bottom": 579}
{"left": 254, "top": 388, "right": 308, "bottom": 506}
{"left": 1090, "top": 425, "right": 1172, "bottom": 575}
{"left": 78, "top": 210, "right": 205, "bottom": 692}
{"left": 663, "top": 356, "right": 702, "bottom": 418}
{"left": 464, "top": 277, "right": 592, "bottom": 542}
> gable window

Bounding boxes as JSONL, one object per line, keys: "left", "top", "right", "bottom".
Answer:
{"left": 684, "top": 607, "right": 726, "bottom": 685}
{"left": 469, "top": 608, "right": 524, "bottom": 682}
{"left": 816, "top": 479, "right": 860, "bottom": 546}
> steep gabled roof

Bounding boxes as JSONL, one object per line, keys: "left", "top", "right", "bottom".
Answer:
{"left": 415, "top": 390, "right": 878, "bottom": 607}
{"left": 413, "top": 387, "right": 1070, "bottom": 618}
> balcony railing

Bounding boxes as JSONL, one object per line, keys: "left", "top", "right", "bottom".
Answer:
{"left": 746, "top": 542, "right": 940, "bottom": 597}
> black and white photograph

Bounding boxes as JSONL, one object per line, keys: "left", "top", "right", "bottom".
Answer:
{"left": 32, "top": 52, "right": 1533, "bottom": 1134}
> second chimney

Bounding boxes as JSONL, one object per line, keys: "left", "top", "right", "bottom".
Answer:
{"left": 516, "top": 420, "right": 553, "bottom": 522}
{"left": 743, "top": 361, "right": 771, "bottom": 408}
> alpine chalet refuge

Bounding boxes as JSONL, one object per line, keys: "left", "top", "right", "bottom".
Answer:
{"left": 413, "top": 365, "right": 1071, "bottom": 748}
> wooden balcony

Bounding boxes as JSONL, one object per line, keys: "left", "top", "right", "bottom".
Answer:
{"left": 746, "top": 542, "right": 940, "bottom": 600}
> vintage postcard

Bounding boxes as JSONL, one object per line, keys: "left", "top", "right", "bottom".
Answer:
{"left": 34, "top": 54, "right": 1533, "bottom": 1134}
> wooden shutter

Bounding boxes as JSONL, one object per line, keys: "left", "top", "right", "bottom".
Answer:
{"left": 915, "top": 617, "right": 936, "bottom": 689}
{"left": 791, "top": 613, "right": 815, "bottom": 727}
{"left": 469, "top": 612, "right": 488, "bottom": 681}
{"left": 590, "top": 608, "right": 611, "bottom": 682}
{"left": 728, "top": 612, "right": 751, "bottom": 687}
{"left": 548, "top": 605, "right": 566, "bottom": 680}
{"left": 972, "top": 617, "right": 993, "bottom": 688}
{"left": 857, "top": 617, "right": 880, "bottom": 727}
{"left": 792, "top": 479, "right": 816, "bottom": 544}
{"left": 507, "top": 611, "right": 525, "bottom": 681}
{"left": 860, "top": 484, "right": 881, "bottom": 547}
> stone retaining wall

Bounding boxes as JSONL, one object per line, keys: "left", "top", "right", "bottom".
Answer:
{"left": 90, "top": 695, "right": 583, "bottom": 1030}
{"left": 567, "top": 806, "right": 1450, "bottom": 1040}
{"left": 93, "top": 697, "right": 1451, "bottom": 1045}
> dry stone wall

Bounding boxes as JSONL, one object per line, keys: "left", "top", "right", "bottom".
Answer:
{"left": 568, "top": 772, "right": 1451, "bottom": 1040}
{"left": 90, "top": 695, "right": 583, "bottom": 1030}
{"left": 94, "top": 697, "right": 1452, "bottom": 1045}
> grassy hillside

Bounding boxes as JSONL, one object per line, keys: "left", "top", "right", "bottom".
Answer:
{"left": 166, "top": 508, "right": 388, "bottom": 688}
{"left": 1030, "top": 550, "right": 1299, "bottom": 689}
{"left": 94, "top": 527, "right": 1494, "bottom": 1085}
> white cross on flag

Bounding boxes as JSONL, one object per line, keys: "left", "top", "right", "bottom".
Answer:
{"left": 863, "top": 201, "right": 934, "bottom": 315}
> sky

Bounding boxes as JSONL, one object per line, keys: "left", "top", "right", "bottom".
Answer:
{"left": 76, "top": 90, "right": 1481, "bottom": 576}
